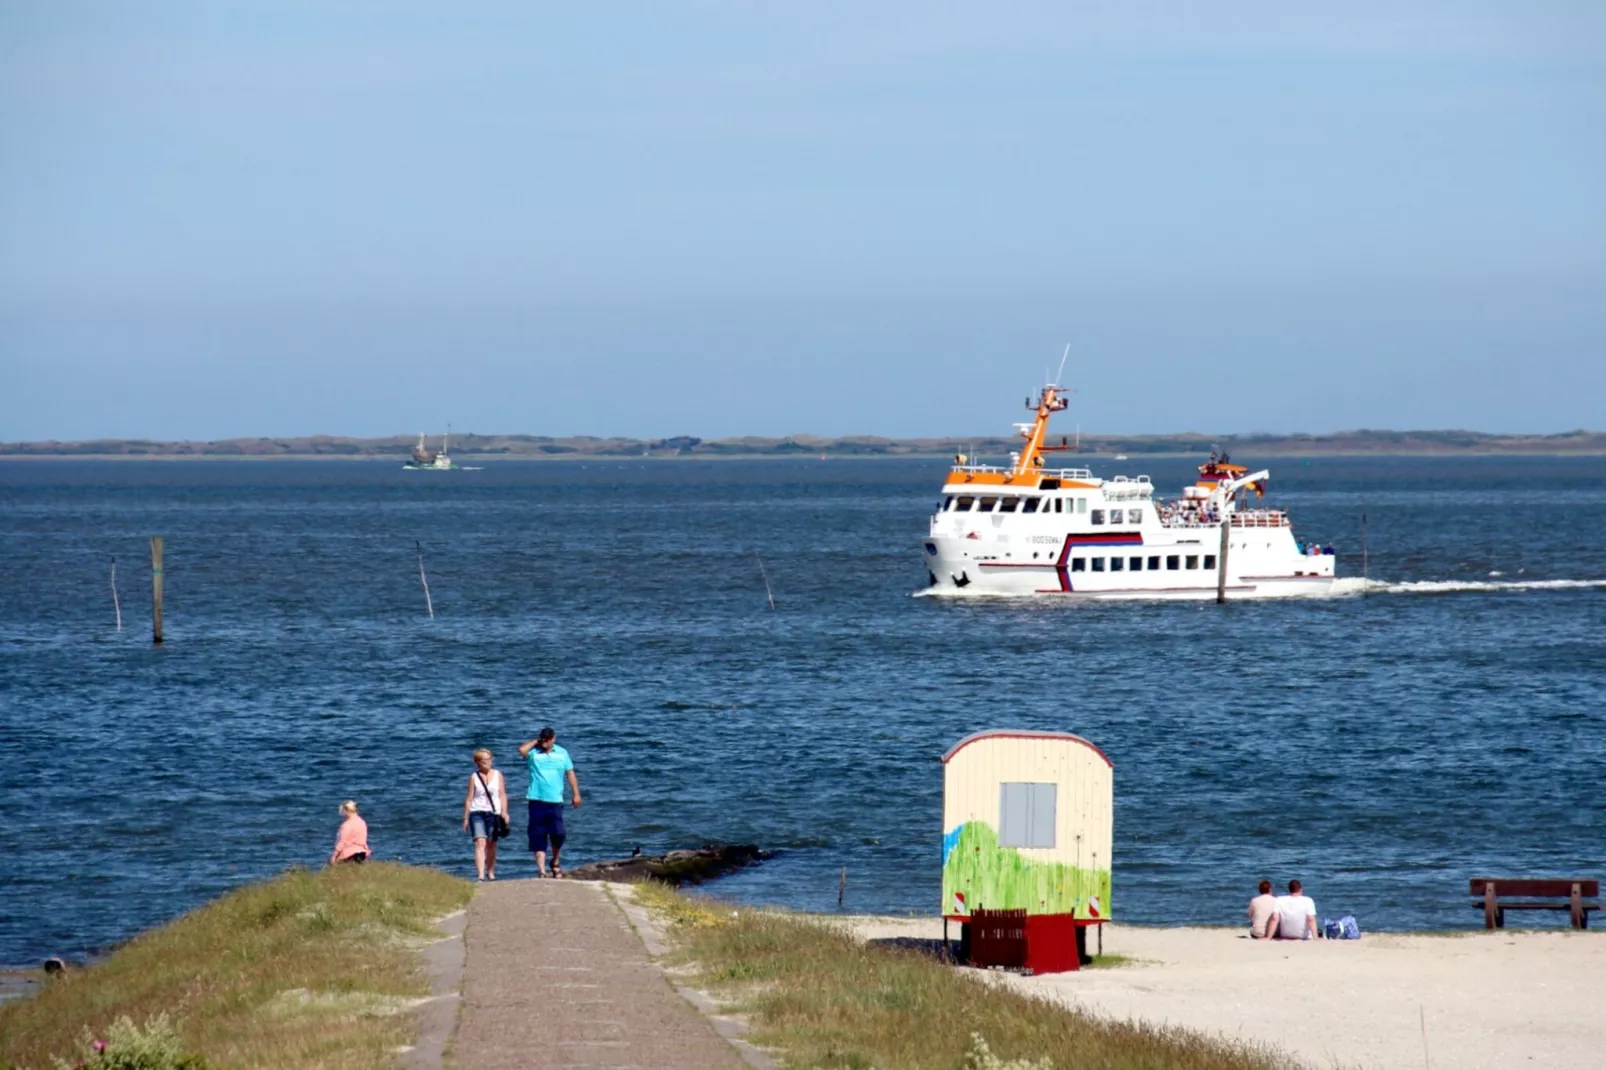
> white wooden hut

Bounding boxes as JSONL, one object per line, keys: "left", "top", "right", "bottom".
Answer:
{"left": 941, "top": 729, "right": 1113, "bottom": 972}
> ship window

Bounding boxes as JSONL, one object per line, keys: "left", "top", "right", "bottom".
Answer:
{"left": 1090, "top": 509, "right": 1105, "bottom": 525}
{"left": 1167, "top": 555, "right": 1180, "bottom": 570}
{"left": 1129, "top": 556, "right": 1143, "bottom": 571}
{"left": 978, "top": 497, "right": 998, "bottom": 512}
{"left": 1186, "top": 555, "right": 1200, "bottom": 569}
{"left": 1128, "top": 509, "right": 1143, "bottom": 524}
{"left": 942, "top": 496, "right": 955, "bottom": 511}
{"left": 1109, "top": 557, "right": 1123, "bottom": 571}
{"left": 1091, "top": 557, "right": 1106, "bottom": 572}
{"left": 1070, "top": 557, "right": 1085, "bottom": 572}
{"left": 998, "top": 497, "right": 1019, "bottom": 513}
{"left": 1203, "top": 554, "right": 1217, "bottom": 569}
{"left": 955, "top": 496, "right": 975, "bottom": 511}
{"left": 1022, "top": 497, "right": 1041, "bottom": 514}
{"left": 1052, "top": 498, "right": 1062, "bottom": 513}
{"left": 1148, "top": 555, "right": 1161, "bottom": 569}
{"left": 1077, "top": 498, "right": 1088, "bottom": 514}
{"left": 999, "top": 782, "right": 1056, "bottom": 849}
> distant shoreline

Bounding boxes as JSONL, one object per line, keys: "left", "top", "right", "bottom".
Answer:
{"left": 6, "top": 427, "right": 1606, "bottom": 460}
{"left": 3, "top": 448, "right": 1605, "bottom": 462}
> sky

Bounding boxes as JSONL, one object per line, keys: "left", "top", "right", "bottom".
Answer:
{"left": 2, "top": 1, "right": 1604, "bottom": 441}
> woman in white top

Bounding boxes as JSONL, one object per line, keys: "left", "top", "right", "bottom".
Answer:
{"left": 461, "top": 748, "right": 509, "bottom": 882}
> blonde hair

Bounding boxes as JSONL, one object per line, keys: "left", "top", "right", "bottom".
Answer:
{"left": 340, "top": 800, "right": 359, "bottom": 816}
{"left": 473, "top": 748, "right": 493, "bottom": 761}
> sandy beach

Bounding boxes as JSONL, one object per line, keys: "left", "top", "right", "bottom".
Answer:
{"left": 843, "top": 917, "right": 1605, "bottom": 1069}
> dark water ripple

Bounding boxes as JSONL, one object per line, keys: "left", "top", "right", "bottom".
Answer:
{"left": 1, "top": 456, "right": 1604, "bottom": 962}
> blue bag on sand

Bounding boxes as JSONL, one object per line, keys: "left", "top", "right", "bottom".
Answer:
{"left": 1323, "top": 916, "right": 1361, "bottom": 940}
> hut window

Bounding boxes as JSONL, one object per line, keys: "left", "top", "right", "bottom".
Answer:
{"left": 999, "top": 782, "right": 1057, "bottom": 849}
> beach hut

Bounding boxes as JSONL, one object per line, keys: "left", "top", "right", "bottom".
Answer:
{"left": 942, "top": 729, "right": 1112, "bottom": 973}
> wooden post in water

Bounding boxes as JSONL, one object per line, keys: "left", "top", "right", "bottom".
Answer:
{"left": 416, "top": 541, "right": 435, "bottom": 619}
{"left": 110, "top": 555, "right": 122, "bottom": 632}
{"left": 1215, "top": 514, "right": 1230, "bottom": 604}
{"left": 1361, "top": 512, "right": 1369, "bottom": 590}
{"left": 150, "top": 537, "right": 164, "bottom": 644}
{"left": 755, "top": 553, "right": 776, "bottom": 610}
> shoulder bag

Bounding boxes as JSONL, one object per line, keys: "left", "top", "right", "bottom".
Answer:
{"left": 475, "top": 771, "right": 510, "bottom": 840}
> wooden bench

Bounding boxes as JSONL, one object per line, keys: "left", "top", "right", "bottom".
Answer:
{"left": 1470, "top": 878, "right": 1600, "bottom": 930}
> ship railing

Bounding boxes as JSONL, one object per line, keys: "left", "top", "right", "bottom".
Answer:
{"left": 948, "top": 464, "right": 1095, "bottom": 481}
{"left": 1160, "top": 511, "right": 1290, "bottom": 529}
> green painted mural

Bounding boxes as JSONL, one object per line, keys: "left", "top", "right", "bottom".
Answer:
{"left": 942, "top": 821, "right": 1111, "bottom": 920}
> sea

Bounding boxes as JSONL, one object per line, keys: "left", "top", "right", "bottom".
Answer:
{"left": 1, "top": 455, "right": 1603, "bottom": 964}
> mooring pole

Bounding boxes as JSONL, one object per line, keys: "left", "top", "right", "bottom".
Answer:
{"left": 1215, "top": 513, "right": 1230, "bottom": 604}
{"left": 416, "top": 540, "right": 435, "bottom": 619}
{"left": 150, "top": 537, "right": 164, "bottom": 644}
{"left": 1361, "top": 511, "right": 1369, "bottom": 589}
{"left": 111, "top": 555, "right": 122, "bottom": 632}
{"left": 755, "top": 553, "right": 776, "bottom": 610}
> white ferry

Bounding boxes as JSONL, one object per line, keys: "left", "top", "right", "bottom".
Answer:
{"left": 923, "top": 384, "right": 1336, "bottom": 599}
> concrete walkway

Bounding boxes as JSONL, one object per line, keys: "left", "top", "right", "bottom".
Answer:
{"left": 451, "top": 878, "right": 748, "bottom": 1070}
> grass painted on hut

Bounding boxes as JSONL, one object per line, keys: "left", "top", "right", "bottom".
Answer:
{"left": 0, "top": 863, "right": 471, "bottom": 1070}
{"left": 630, "top": 882, "right": 1286, "bottom": 1070}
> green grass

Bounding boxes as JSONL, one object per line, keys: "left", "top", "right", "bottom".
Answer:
{"left": 0, "top": 863, "right": 471, "bottom": 1070}
{"left": 1084, "top": 953, "right": 1140, "bottom": 969}
{"left": 631, "top": 885, "right": 1284, "bottom": 1070}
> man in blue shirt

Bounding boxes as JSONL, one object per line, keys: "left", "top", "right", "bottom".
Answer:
{"left": 518, "top": 726, "right": 582, "bottom": 877}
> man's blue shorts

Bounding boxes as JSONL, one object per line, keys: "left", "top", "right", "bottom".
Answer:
{"left": 527, "top": 800, "right": 566, "bottom": 853}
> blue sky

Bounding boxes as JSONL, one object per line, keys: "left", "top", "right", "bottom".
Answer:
{"left": 2, "top": 2, "right": 1603, "bottom": 440}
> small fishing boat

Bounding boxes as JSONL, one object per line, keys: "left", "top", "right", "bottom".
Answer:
{"left": 922, "top": 379, "right": 1336, "bottom": 599}
{"left": 403, "top": 430, "right": 458, "bottom": 471}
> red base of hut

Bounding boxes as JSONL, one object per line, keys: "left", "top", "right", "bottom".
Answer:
{"left": 950, "top": 912, "right": 1103, "bottom": 975}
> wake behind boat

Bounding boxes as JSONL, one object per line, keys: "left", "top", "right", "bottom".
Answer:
{"left": 923, "top": 382, "right": 1336, "bottom": 599}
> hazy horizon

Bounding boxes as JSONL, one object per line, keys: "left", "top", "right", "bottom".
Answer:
{"left": 6, "top": 423, "right": 1601, "bottom": 446}
{"left": 4, "top": 3, "right": 1604, "bottom": 441}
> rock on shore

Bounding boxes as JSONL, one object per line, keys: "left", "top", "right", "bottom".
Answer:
{"left": 564, "top": 845, "right": 771, "bottom": 885}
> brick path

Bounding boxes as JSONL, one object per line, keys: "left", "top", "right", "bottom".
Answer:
{"left": 451, "top": 878, "right": 747, "bottom": 1070}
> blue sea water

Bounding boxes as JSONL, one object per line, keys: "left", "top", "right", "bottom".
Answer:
{"left": 0, "top": 456, "right": 1603, "bottom": 963}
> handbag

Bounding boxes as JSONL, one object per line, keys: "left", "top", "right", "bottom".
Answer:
{"left": 475, "top": 772, "right": 510, "bottom": 840}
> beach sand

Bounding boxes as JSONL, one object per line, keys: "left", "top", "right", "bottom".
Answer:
{"left": 842, "top": 917, "right": 1604, "bottom": 1069}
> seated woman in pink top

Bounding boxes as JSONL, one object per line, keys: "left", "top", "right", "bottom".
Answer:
{"left": 330, "top": 799, "right": 370, "bottom": 865}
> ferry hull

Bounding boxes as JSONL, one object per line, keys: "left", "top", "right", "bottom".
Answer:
{"left": 922, "top": 535, "right": 1336, "bottom": 601}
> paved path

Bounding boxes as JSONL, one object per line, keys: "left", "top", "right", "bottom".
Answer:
{"left": 451, "top": 878, "right": 748, "bottom": 1070}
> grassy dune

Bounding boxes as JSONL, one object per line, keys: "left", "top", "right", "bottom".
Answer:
{"left": 0, "top": 863, "right": 470, "bottom": 1070}
{"left": 632, "top": 883, "right": 1284, "bottom": 1070}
